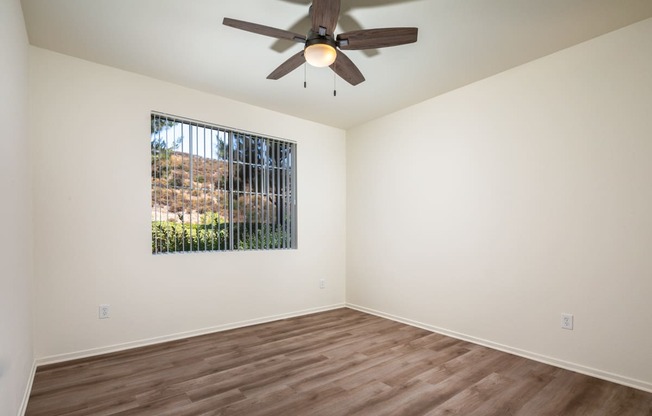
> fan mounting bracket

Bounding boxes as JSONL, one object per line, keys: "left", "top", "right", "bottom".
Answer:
{"left": 305, "top": 30, "right": 336, "bottom": 48}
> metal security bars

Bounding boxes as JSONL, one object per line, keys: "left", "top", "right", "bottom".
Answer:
{"left": 151, "top": 113, "right": 297, "bottom": 254}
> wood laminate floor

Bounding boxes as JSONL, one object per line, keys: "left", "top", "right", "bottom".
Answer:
{"left": 26, "top": 308, "right": 652, "bottom": 415}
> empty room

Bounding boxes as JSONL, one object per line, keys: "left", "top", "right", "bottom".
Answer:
{"left": 2, "top": 0, "right": 652, "bottom": 415}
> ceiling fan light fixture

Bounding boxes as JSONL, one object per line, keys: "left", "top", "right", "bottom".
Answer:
{"left": 304, "top": 40, "right": 337, "bottom": 67}
{"left": 223, "top": 2, "right": 418, "bottom": 86}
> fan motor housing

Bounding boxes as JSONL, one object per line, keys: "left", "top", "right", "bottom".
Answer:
{"left": 305, "top": 32, "right": 337, "bottom": 49}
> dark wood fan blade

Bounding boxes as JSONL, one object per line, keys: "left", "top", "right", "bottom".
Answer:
{"left": 330, "top": 50, "right": 365, "bottom": 86}
{"left": 311, "top": 0, "right": 340, "bottom": 35}
{"left": 337, "top": 27, "right": 418, "bottom": 50}
{"left": 337, "top": 14, "right": 379, "bottom": 57}
{"left": 271, "top": 15, "right": 312, "bottom": 53}
{"left": 267, "top": 51, "right": 306, "bottom": 80}
{"left": 223, "top": 18, "right": 306, "bottom": 42}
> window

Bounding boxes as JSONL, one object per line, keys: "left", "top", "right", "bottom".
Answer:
{"left": 151, "top": 113, "right": 297, "bottom": 254}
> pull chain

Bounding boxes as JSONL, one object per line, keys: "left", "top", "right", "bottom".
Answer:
{"left": 333, "top": 62, "right": 337, "bottom": 97}
{"left": 304, "top": 63, "right": 307, "bottom": 88}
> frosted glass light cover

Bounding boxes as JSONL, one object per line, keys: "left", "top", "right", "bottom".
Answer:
{"left": 305, "top": 43, "right": 337, "bottom": 67}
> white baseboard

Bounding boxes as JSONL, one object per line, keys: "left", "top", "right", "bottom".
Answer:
{"left": 35, "top": 303, "right": 345, "bottom": 367}
{"left": 346, "top": 303, "right": 652, "bottom": 394}
{"left": 18, "top": 359, "right": 37, "bottom": 416}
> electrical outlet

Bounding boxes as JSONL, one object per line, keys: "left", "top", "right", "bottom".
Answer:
{"left": 561, "top": 313, "right": 573, "bottom": 330}
{"left": 319, "top": 279, "right": 325, "bottom": 289}
{"left": 99, "top": 304, "right": 110, "bottom": 319}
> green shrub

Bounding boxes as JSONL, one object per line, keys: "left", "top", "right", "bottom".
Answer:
{"left": 152, "top": 221, "right": 289, "bottom": 253}
{"left": 237, "top": 225, "right": 288, "bottom": 250}
{"left": 152, "top": 221, "right": 229, "bottom": 253}
{"left": 199, "top": 211, "right": 226, "bottom": 225}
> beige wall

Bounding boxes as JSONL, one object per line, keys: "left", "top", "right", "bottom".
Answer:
{"left": 0, "top": 0, "right": 34, "bottom": 414}
{"left": 21, "top": 12, "right": 652, "bottom": 404}
{"left": 347, "top": 18, "right": 652, "bottom": 391}
{"left": 29, "top": 47, "right": 347, "bottom": 362}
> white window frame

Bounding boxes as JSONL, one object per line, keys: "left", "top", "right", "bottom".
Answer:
{"left": 151, "top": 112, "right": 297, "bottom": 254}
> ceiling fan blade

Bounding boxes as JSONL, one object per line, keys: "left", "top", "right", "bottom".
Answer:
{"left": 311, "top": 0, "right": 340, "bottom": 35}
{"left": 267, "top": 51, "right": 306, "bottom": 80}
{"left": 337, "top": 27, "right": 418, "bottom": 50}
{"left": 337, "top": 14, "right": 379, "bottom": 57}
{"left": 330, "top": 50, "right": 365, "bottom": 86}
{"left": 223, "top": 18, "right": 306, "bottom": 42}
{"left": 271, "top": 15, "right": 312, "bottom": 53}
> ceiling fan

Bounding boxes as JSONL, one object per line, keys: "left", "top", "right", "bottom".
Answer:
{"left": 223, "top": 0, "right": 418, "bottom": 86}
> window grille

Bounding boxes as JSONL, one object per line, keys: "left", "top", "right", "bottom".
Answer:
{"left": 151, "top": 112, "right": 297, "bottom": 254}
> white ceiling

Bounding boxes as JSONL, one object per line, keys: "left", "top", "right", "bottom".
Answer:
{"left": 21, "top": 0, "right": 652, "bottom": 129}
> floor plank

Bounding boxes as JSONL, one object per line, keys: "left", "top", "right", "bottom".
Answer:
{"left": 25, "top": 308, "right": 652, "bottom": 415}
